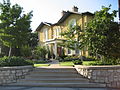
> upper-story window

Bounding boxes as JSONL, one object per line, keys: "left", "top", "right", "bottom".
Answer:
{"left": 84, "top": 22, "right": 87, "bottom": 28}
{"left": 54, "top": 27, "right": 61, "bottom": 38}
{"left": 69, "top": 19, "right": 76, "bottom": 27}
{"left": 44, "top": 28, "right": 48, "bottom": 41}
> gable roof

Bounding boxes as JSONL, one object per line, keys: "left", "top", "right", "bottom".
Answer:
{"left": 36, "top": 11, "right": 94, "bottom": 31}
{"left": 54, "top": 11, "right": 94, "bottom": 25}
{"left": 36, "top": 22, "right": 52, "bottom": 31}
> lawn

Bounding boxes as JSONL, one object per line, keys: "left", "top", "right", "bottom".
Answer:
{"left": 60, "top": 61, "right": 74, "bottom": 66}
{"left": 34, "top": 64, "right": 50, "bottom": 67}
{"left": 59, "top": 61, "right": 96, "bottom": 66}
{"left": 83, "top": 61, "right": 96, "bottom": 66}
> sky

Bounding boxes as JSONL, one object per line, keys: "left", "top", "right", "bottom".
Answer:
{"left": 0, "top": 0, "right": 118, "bottom": 31}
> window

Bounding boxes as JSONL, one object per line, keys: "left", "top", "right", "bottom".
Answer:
{"left": 68, "top": 49, "right": 71, "bottom": 54}
{"left": 75, "top": 49, "right": 79, "bottom": 54}
{"left": 44, "top": 28, "right": 48, "bottom": 41}
{"left": 84, "top": 22, "right": 87, "bottom": 28}
{"left": 54, "top": 27, "right": 61, "bottom": 38}
{"left": 56, "top": 28, "right": 61, "bottom": 38}
{"left": 69, "top": 19, "right": 76, "bottom": 27}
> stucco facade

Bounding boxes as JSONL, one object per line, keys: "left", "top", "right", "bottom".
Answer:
{"left": 36, "top": 6, "right": 94, "bottom": 58}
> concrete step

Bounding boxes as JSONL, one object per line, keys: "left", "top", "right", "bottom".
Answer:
{"left": 21, "top": 78, "right": 89, "bottom": 83}
{"left": 31, "top": 72, "right": 80, "bottom": 76}
{"left": 27, "top": 74, "right": 83, "bottom": 78}
{"left": 35, "top": 68, "right": 75, "bottom": 71}
{"left": 25, "top": 75, "right": 83, "bottom": 79}
{"left": 8, "top": 82, "right": 106, "bottom": 88}
{"left": 23, "top": 77, "right": 88, "bottom": 81}
{"left": 32, "top": 70, "right": 77, "bottom": 73}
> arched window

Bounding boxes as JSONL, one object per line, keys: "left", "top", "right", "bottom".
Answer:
{"left": 69, "top": 19, "right": 76, "bottom": 27}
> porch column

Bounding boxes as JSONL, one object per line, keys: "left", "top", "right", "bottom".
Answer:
{"left": 54, "top": 42, "right": 57, "bottom": 58}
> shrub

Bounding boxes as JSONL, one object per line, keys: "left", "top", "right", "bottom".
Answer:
{"left": 33, "top": 46, "right": 48, "bottom": 59}
{"left": 87, "top": 58, "right": 120, "bottom": 66}
{"left": 0, "top": 56, "right": 33, "bottom": 67}
{"left": 73, "top": 59, "right": 82, "bottom": 65}
{"left": 63, "top": 55, "right": 79, "bottom": 61}
{"left": 20, "top": 46, "right": 32, "bottom": 58}
{"left": 33, "top": 60, "right": 51, "bottom": 64}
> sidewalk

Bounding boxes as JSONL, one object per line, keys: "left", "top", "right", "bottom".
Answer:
{"left": 46, "top": 60, "right": 74, "bottom": 68}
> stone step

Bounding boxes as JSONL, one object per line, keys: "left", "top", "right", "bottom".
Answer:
{"left": 8, "top": 82, "right": 106, "bottom": 88}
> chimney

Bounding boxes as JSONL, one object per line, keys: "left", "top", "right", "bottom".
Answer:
{"left": 72, "top": 6, "right": 78, "bottom": 12}
{"left": 61, "top": 10, "right": 66, "bottom": 16}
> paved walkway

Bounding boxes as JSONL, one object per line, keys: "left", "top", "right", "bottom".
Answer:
{"left": 46, "top": 60, "right": 74, "bottom": 68}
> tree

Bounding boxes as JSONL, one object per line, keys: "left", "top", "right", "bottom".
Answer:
{"left": 60, "top": 24, "right": 82, "bottom": 51}
{"left": 28, "top": 32, "right": 38, "bottom": 49}
{"left": 81, "top": 5, "right": 120, "bottom": 60}
{"left": 0, "top": 0, "right": 33, "bottom": 56}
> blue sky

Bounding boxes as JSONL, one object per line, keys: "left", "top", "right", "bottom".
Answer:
{"left": 0, "top": 0, "right": 118, "bottom": 31}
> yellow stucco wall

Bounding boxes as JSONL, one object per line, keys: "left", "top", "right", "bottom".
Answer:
{"left": 37, "top": 13, "right": 93, "bottom": 56}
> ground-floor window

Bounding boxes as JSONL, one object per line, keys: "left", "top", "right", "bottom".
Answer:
{"left": 68, "top": 49, "right": 71, "bottom": 54}
{"left": 75, "top": 49, "right": 79, "bottom": 54}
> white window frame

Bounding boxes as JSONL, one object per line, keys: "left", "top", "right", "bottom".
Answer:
{"left": 56, "top": 27, "right": 61, "bottom": 38}
{"left": 54, "top": 27, "right": 61, "bottom": 38}
{"left": 44, "top": 28, "right": 48, "bottom": 41}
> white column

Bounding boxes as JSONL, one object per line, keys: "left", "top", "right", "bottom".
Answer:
{"left": 0, "top": 46, "right": 1, "bottom": 54}
{"left": 54, "top": 42, "right": 57, "bottom": 58}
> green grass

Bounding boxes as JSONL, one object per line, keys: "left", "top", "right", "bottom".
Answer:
{"left": 34, "top": 64, "right": 50, "bottom": 67}
{"left": 60, "top": 61, "right": 74, "bottom": 66}
{"left": 83, "top": 61, "right": 96, "bottom": 66}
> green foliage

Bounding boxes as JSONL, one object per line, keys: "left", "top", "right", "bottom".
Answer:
{"left": 81, "top": 5, "right": 120, "bottom": 60}
{"left": 28, "top": 32, "right": 38, "bottom": 49}
{"left": 60, "top": 24, "right": 82, "bottom": 50}
{"left": 33, "top": 60, "right": 51, "bottom": 64}
{"left": 33, "top": 46, "right": 48, "bottom": 59}
{"left": 0, "top": 0, "right": 33, "bottom": 56}
{"left": 0, "top": 56, "right": 33, "bottom": 67}
{"left": 59, "top": 55, "right": 80, "bottom": 62}
{"left": 20, "top": 46, "right": 32, "bottom": 58}
{"left": 83, "top": 58, "right": 120, "bottom": 66}
{"left": 73, "top": 59, "right": 82, "bottom": 65}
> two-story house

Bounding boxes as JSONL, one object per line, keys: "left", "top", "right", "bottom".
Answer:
{"left": 36, "top": 6, "right": 94, "bottom": 58}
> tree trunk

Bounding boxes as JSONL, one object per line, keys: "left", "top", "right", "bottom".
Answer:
{"left": 8, "top": 47, "right": 12, "bottom": 57}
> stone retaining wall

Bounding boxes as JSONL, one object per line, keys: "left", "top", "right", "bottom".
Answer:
{"left": 75, "top": 65, "right": 120, "bottom": 88}
{"left": 0, "top": 65, "right": 33, "bottom": 85}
